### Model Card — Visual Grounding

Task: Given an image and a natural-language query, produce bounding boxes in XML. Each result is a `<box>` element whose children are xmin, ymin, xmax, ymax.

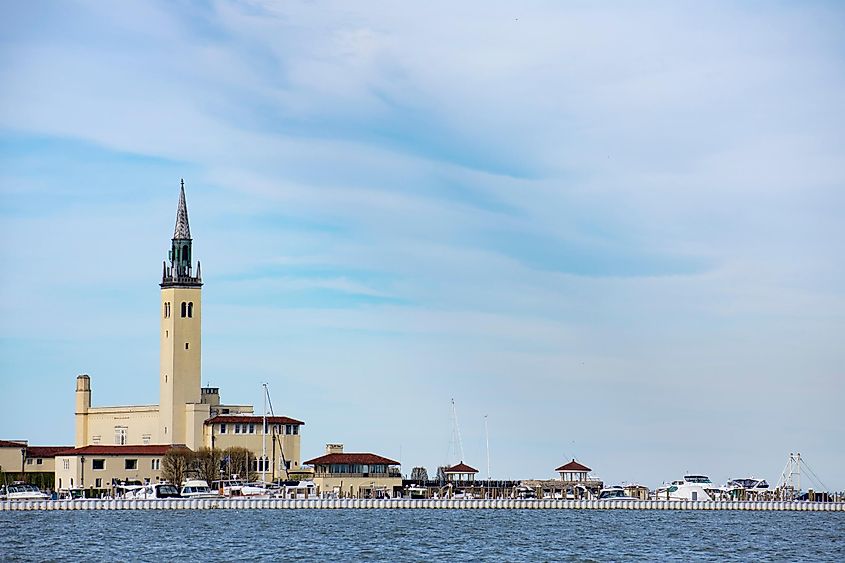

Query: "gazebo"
<box><xmin>444</xmin><ymin>461</ymin><xmax>478</xmax><ymax>482</ymax></box>
<box><xmin>555</xmin><ymin>459</ymin><xmax>592</xmax><ymax>483</ymax></box>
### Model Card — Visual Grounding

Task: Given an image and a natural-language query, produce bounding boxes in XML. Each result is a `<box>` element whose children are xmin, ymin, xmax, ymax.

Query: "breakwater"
<box><xmin>2</xmin><ymin>498</ymin><xmax>843</xmax><ymax>511</ymax></box>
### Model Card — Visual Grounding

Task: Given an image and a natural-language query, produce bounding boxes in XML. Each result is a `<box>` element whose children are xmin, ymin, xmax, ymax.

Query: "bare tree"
<box><xmin>192</xmin><ymin>448</ymin><xmax>223</xmax><ymax>485</ymax></box>
<box><xmin>222</xmin><ymin>447</ymin><xmax>256</xmax><ymax>481</ymax></box>
<box><xmin>410</xmin><ymin>467</ymin><xmax>429</xmax><ymax>482</ymax></box>
<box><xmin>162</xmin><ymin>448</ymin><xmax>192</xmax><ymax>486</ymax></box>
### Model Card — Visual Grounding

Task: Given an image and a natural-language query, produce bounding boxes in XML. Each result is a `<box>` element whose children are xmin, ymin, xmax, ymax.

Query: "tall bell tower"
<box><xmin>159</xmin><ymin>180</ymin><xmax>202</xmax><ymax>445</ymax></box>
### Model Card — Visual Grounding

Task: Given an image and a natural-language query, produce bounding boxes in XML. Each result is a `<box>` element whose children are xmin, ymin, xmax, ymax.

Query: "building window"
<box><xmin>92</xmin><ymin>459</ymin><xmax>105</xmax><ymax>470</ymax></box>
<box><xmin>125</xmin><ymin>459</ymin><xmax>138</xmax><ymax>470</ymax></box>
<box><xmin>181</xmin><ymin>302</ymin><xmax>187</xmax><ymax>317</ymax></box>
<box><xmin>293</xmin><ymin>425</ymin><xmax>299</xmax><ymax>435</ymax></box>
<box><xmin>26</xmin><ymin>458</ymin><xmax>33</xmax><ymax>465</ymax></box>
<box><xmin>63</xmin><ymin>459</ymin><xmax>70</xmax><ymax>470</ymax></box>
<box><xmin>152</xmin><ymin>459</ymin><xmax>161</xmax><ymax>470</ymax></box>
<box><xmin>220</xmin><ymin>424</ymin><xmax>227</xmax><ymax>434</ymax></box>
<box><xmin>95</xmin><ymin>478</ymin><xmax>103</xmax><ymax>488</ymax></box>
<box><xmin>92</xmin><ymin>435</ymin><xmax>101</xmax><ymax>444</ymax></box>
<box><xmin>36</xmin><ymin>458</ymin><xmax>43</xmax><ymax>465</ymax></box>
<box><xmin>185</xmin><ymin>342</ymin><xmax>189</xmax><ymax>350</ymax></box>
<box><xmin>248</xmin><ymin>424</ymin><xmax>255</xmax><ymax>434</ymax></box>
<box><xmin>188</xmin><ymin>302</ymin><xmax>193</xmax><ymax>318</ymax></box>
<box><xmin>114</xmin><ymin>426</ymin><xmax>127</xmax><ymax>445</ymax></box>
<box><xmin>142</xmin><ymin>434</ymin><xmax>151</xmax><ymax>445</ymax></box>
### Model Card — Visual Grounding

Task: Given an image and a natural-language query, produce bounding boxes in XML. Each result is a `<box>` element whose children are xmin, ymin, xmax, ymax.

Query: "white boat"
<box><xmin>654</xmin><ymin>474</ymin><xmax>715</xmax><ymax>501</ymax></box>
<box><xmin>597</xmin><ymin>486</ymin><xmax>638</xmax><ymax>501</ymax></box>
<box><xmin>211</xmin><ymin>479</ymin><xmax>272</xmax><ymax>498</ymax></box>
<box><xmin>180</xmin><ymin>479</ymin><xmax>220</xmax><ymax>499</ymax></box>
<box><xmin>275</xmin><ymin>480</ymin><xmax>317</xmax><ymax>499</ymax></box>
<box><xmin>4</xmin><ymin>483</ymin><xmax>50</xmax><ymax>500</ymax></box>
<box><xmin>403</xmin><ymin>485</ymin><xmax>428</xmax><ymax>499</ymax></box>
<box><xmin>727</xmin><ymin>477</ymin><xmax>770</xmax><ymax>493</ymax></box>
<box><xmin>126</xmin><ymin>482</ymin><xmax>181</xmax><ymax>499</ymax></box>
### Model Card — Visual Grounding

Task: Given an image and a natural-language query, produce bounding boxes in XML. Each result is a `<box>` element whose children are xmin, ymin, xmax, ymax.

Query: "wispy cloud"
<box><xmin>1</xmin><ymin>0</ymin><xmax>843</xmax><ymax>487</ymax></box>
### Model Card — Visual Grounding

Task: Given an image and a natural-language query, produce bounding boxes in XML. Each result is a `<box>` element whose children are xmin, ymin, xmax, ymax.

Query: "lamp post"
<box><xmin>80</xmin><ymin>456</ymin><xmax>86</xmax><ymax>493</ymax></box>
<box><xmin>20</xmin><ymin>448</ymin><xmax>26</xmax><ymax>483</ymax></box>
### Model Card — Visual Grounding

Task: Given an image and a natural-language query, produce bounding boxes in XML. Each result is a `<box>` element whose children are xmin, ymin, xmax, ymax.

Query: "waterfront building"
<box><xmin>305</xmin><ymin>444</ymin><xmax>401</xmax><ymax>498</ymax></box>
<box><xmin>54</xmin><ymin>445</ymin><xmax>181</xmax><ymax>491</ymax></box>
<box><xmin>0</xmin><ymin>440</ymin><xmax>71</xmax><ymax>491</ymax></box>
<box><xmin>52</xmin><ymin>182</ymin><xmax>304</xmax><ymax>492</ymax></box>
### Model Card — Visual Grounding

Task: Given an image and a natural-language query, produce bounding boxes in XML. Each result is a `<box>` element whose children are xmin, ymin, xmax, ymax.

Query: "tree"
<box><xmin>192</xmin><ymin>448</ymin><xmax>223</xmax><ymax>485</ymax></box>
<box><xmin>410</xmin><ymin>467</ymin><xmax>429</xmax><ymax>482</ymax></box>
<box><xmin>222</xmin><ymin>447</ymin><xmax>256</xmax><ymax>481</ymax></box>
<box><xmin>162</xmin><ymin>448</ymin><xmax>192</xmax><ymax>486</ymax></box>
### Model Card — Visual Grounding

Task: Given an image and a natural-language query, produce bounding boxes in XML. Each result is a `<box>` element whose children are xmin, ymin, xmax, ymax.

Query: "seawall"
<box><xmin>2</xmin><ymin>498</ymin><xmax>844</xmax><ymax>511</ymax></box>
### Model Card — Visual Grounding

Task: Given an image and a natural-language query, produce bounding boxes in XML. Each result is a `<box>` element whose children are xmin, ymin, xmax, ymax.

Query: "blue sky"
<box><xmin>1</xmin><ymin>1</ymin><xmax>844</xmax><ymax>489</ymax></box>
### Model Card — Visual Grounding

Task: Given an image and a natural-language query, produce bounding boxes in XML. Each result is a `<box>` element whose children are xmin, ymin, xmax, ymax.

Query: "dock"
<box><xmin>2</xmin><ymin>498</ymin><xmax>843</xmax><ymax>511</ymax></box>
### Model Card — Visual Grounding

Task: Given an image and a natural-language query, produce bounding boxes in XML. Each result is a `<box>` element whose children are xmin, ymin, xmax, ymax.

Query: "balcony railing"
<box><xmin>314</xmin><ymin>470</ymin><xmax>401</xmax><ymax>479</ymax></box>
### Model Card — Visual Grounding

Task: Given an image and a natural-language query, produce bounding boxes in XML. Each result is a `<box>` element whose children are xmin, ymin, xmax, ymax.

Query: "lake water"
<box><xmin>2</xmin><ymin>509</ymin><xmax>843</xmax><ymax>561</ymax></box>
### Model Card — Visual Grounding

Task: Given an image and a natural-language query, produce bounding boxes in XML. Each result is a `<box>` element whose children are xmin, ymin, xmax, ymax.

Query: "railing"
<box><xmin>314</xmin><ymin>472</ymin><xmax>401</xmax><ymax>479</ymax></box>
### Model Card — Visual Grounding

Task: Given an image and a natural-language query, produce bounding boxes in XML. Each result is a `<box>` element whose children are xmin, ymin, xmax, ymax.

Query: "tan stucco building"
<box><xmin>61</xmin><ymin>182</ymin><xmax>304</xmax><ymax>490</ymax></box>
<box><xmin>305</xmin><ymin>444</ymin><xmax>401</xmax><ymax>498</ymax></box>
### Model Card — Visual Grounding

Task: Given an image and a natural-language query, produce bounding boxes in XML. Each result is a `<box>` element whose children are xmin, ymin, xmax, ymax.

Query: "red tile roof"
<box><xmin>555</xmin><ymin>459</ymin><xmax>591</xmax><ymax>472</ymax></box>
<box><xmin>445</xmin><ymin>462</ymin><xmax>478</xmax><ymax>474</ymax></box>
<box><xmin>26</xmin><ymin>446</ymin><xmax>72</xmax><ymax>458</ymax></box>
<box><xmin>0</xmin><ymin>440</ymin><xmax>27</xmax><ymax>448</ymax></box>
<box><xmin>205</xmin><ymin>415</ymin><xmax>304</xmax><ymax>426</ymax></box>
<box><xmin>304</xmin><ymin>453</ymin><xmax>400</xmax><ymax>466</ymax></box>
<box><xmin>56</xmin><ymin>445</ymin><xmax>188</xmax><ymax>456</ymax></box>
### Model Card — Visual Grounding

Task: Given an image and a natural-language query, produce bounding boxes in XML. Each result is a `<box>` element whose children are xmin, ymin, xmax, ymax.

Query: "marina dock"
<box><xmin>2</xmin><ymin>498</ymin><xmax>843</xmax><ymax>511</ymax></box>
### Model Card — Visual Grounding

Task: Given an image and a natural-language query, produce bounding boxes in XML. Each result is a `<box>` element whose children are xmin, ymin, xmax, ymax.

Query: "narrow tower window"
<box><xmin>188</xmin><ymin>302</ymin><xmax>193</xmax><ymax>318</ymax></box>
<box><xmin>181</xmin><ymin>302</ymin><xmax>187</xmax><ymax>317</ymax></box>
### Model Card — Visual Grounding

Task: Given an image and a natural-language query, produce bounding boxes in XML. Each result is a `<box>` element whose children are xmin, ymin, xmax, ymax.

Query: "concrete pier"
<box><xmin>1</xmin><ymin>499</ymin><xmax>843</xmax><ymax>511</ymax></box>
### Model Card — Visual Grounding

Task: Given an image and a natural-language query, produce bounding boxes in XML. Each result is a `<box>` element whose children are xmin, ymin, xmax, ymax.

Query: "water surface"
<box><xmin>2</xmin><ymin>509</ymin><xmax>843</xmax><ymax>561</ymax></box>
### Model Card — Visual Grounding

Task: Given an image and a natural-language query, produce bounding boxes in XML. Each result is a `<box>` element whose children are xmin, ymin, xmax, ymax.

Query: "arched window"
<box><xmin>182</xmin><ymin>244</ymin><xmax>189</xmax><ymax>261</ymax></box>
<box><xmin>188</xmin><ymin>302</ymin><xmax>193</xmax><ymax>318</ymax></box>
<box><xmin>181</xmin><ymin>302</ymin><xmax>187</xmax><ymax>317</ymax></box>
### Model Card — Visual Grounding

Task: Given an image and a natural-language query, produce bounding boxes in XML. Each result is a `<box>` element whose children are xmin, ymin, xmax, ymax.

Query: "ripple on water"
<box><xmin>0</xmin><ymin>509</ymin><xmax>844</xmax><ymax>562</ymax></box>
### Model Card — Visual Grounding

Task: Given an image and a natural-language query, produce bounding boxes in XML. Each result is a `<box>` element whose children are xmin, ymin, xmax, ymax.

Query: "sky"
<box><xmin>1</xmin><ymin>1</ymin><xmax>844</xmax><ymax>490</ymax></box>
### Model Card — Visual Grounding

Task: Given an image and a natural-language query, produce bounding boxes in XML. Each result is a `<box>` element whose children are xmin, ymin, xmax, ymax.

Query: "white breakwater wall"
<box><xmin>1</xmin><ymin>499</ymin><xmax>844</xmax><ymax>511</ymax></box>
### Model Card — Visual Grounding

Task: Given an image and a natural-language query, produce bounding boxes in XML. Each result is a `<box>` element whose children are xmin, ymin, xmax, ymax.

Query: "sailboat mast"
<box><xmin>262</xmin><ymin>383</ymin><xmax>268</xmax><ymax>482</ymax></box>
<box><xmin>485</xmin><ymin>414</ymin><xmax>490</xmax><ymax>481</ymax></box>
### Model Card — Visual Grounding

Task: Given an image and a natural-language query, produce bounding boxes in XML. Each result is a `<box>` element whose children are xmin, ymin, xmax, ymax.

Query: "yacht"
<box><xmin>597</xmin><ymin>486</ymin><xmax>638</xmax><ymax>501</ymax></box>
<box><xmin>727</xmin><ymin>477</ymin><xmax>770</xmax><ymax>492</ymax></box>
<box><xmin>4</xmin><ymin>483</ymin><xmax>50</xmax><ymax>500</ymax></box>
<box><xmin>211</xmin><ymin>479</ymin><xmax>272</xmax><ymax>498</ymax></box>
<box><xmin>180</xmin><ymin>479</ymin><xmax>220</xmax><ymax>499</ymax></box>
<box><xmin>276</xmin><ymin>480</ymin><xmax>317</xmax><ymax>499</ymax></box>
<box><xmin>126</xmin><ymin>482</ymin><xmax>181</xmax><ymax>499</ymax></box>
<box><xmin>653</xmin><ymin>474</ymin><xmax>715</xmax><ymax>501</ymax></box>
